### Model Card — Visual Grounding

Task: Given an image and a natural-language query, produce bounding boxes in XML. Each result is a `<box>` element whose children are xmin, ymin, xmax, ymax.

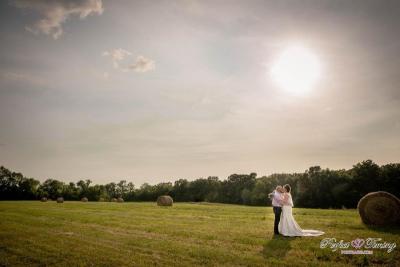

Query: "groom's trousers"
<box><xmin>273</xmin><ymin>206</ymin><xmax>282</xmax><ymax>234</ymax></box>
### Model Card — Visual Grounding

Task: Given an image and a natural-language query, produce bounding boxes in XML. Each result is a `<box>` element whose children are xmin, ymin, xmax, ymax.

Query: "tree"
<box><xmin>124</xmin><ymin>182</ymin><xmax>135</xmax><ymax>201</ymax></box>
<box><xmin>63</xmin><ymin>182</ymin><xmax>78</xmax><ymax>200</ymax></box>
<box><xmin>219</xmin><ymin>173</ymin><xmax>257</xmax><ymax>204</ymax></box>
<box><xmin>105</xmin><ymin>182</ymin><xmax>117</xmax><ymax>199</ymax></box>
<box><xmin>38</xmin><ymin>179</ymin><xmax>64</xmax><ymax>199</ymax></box>
<box><xmin>1</xmin><ymin>160</ymin><xmax>399</xmax><ymax>208</ymax></box>
<box><xmin>379</xmin><ymin>163</ymin><xmax>400</xmax><ymax>198</ymax></box>
<box><xmin>172</xmin><ymin>179</ymin><xmax>189</xmax><ymax>201</ymax></box>
<box><xmin>351</xmin><ymin>160</ymin><xmax>381</xmax><ymax>199</ymax></box>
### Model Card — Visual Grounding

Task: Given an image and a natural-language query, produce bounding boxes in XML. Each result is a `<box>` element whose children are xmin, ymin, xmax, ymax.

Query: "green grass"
<box><xmin>0</xmin><ymin>201</ymin><xmax>399</xmax><ymax>266</ymax></box>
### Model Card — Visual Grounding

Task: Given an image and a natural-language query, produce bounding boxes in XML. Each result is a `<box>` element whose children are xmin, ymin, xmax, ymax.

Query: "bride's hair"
<box><xmin>283</xmin><ymin>184</ymin><xmax>291</xmax><ymax>193</ymax></box>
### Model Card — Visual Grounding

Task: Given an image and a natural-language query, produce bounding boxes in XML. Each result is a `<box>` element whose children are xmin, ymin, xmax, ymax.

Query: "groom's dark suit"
<box><xmin>273</xmin><ymin>206</ymin><xmax>282</xmax><ymax>235</ymax></box>
<box><xmin>272</xmin><ymin>190</ymin><xmax>283</xmax><ymax>235</ymax></box>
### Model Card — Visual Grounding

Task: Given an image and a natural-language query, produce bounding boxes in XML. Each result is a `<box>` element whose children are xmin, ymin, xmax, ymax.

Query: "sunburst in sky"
<box><xmin>271</xmin><ymin>45</ymin><xmax>321</xmax><ymax>95</ymax></box>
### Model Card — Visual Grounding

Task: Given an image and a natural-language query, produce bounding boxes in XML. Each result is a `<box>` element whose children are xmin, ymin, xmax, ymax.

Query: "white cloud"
<box><xmin>102</xmin><ymin>48</ymin><xmax>132</xmax><ymax>69</ymax></box>
<box><xmin>128</xmin><ymin>56</ymin><xmax>155</xmax><ymax>73</ymax></box>
<box><xmin>103</xmin><ymin>49</ymin><xmax>155</xmax><ymax>73</ymax></box>
<box><xmin>12</xmin><ymin>0</ymin><xmax>104</xmax><ymax>39</ymax></box>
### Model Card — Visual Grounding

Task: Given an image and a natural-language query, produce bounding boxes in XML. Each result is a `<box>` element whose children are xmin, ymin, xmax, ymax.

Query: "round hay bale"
<box><xmin>157</xmin><ymin>195</ymin><xmax>173</xmax><ymax>206</ymax></box>
<box><xmin>111</xmin><ymin>198</ymin><xmax>117</xmax><ymax>202</ymax></box>
<box><xmin>117</xmin><ymin>197</ymin><xmax>124</xmax><ymax>203</ymax></box>
<box><xmin>40</xmin><ymin>197</ymin><xmax>47</xmax><ymax>202</ymax></box>
<box><xmin>57</xmin><ymin>197</ymin><xmax>64</xmax><ymax>203</ymax></box>
<box><xmin>358</xmin><ymin>191</ymin><xmax>400</xmax><ymax>226</ymax></box>
<box><xmin>81</xmin><ymin>197</ymin><xmax>88</xmax><ymax>202</ymax></box>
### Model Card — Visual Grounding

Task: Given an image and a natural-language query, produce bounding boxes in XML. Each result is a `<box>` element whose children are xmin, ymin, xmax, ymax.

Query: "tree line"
<box><xmin>0</xmin><ymin>160</ymin><xmax>399</xmax><ymax>208</ymax></box>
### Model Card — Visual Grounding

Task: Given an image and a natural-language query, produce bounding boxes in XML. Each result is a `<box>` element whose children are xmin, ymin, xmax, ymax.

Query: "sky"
<box><xmin>1</xmin><ymin>0</ymin><xmax>400</xmax><ymax>185</ymax></box>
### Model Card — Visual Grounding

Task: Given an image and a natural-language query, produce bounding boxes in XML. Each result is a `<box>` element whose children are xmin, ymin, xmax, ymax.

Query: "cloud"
<box><xmin>102</xmin><ymin>48</ymin><xmax>132</xmax><ymax>69</ymax></box>
<box><xmin>103</xmin><ymin>49</ymin><xmax>155</xmax><ymax>73</ymax></box>
<box><xmin>0</xmin><ymin>71</ymin><xmax>46</xmax><ymax>86</ymax></box>
<box><xmin>12</xmin><ymin>0</ymin><xmax>104</xmax><ymax>39</ymax></box>
<box><xmin>128</xmin><ymin>56</ymin><xmax>155</xmax><ymax>73</ymax></box>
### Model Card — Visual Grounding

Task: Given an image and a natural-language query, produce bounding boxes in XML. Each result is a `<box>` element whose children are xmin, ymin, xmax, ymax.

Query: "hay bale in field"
<box><xmin>57</xmin><ymin>197</ymin><xmax>64</xmax><ymax>203</ymax></box>
<box><xmin>81</xmin><ymin>197</ymin><xmax>88</xmax><ymax>202</ymax></box>
<box><xmin>117</xmin><ymin>197</ymin><xmax>124</xmax><ymax>203</ymax></box>
<box><xmin>357</xmin><ymin>191</ymin><xmax>400</xmax><ymax>226</ymax></box>
<box><xmin>157</xmin><ymin>195</ymin><xmax>173</xmax><ymax>206</ymax></box>
<box><xmin>111</xmin><ymin>198</ymin><xmax>117</xmax><ymax>202</ymax></box>
<box><xmin>40</xmin><ymin>197</ymin><xmax>47</xmax><ymax>202</ymax></box>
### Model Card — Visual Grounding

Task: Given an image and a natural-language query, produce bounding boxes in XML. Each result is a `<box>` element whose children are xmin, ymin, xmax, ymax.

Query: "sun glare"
<box><xmin>270</xmin><ymin>45</ymin><xmax>321</xmax><ymax>94</ymax></box>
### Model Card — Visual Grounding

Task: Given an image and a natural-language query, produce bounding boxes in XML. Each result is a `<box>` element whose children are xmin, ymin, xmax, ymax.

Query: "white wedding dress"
<box><xmin>278</xmin><ymin>193</ymin><xmax>324</xmax><ymax>237</ymax></box>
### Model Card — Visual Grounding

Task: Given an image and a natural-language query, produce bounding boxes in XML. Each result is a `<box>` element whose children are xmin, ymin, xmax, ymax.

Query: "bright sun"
<box><xmin>270</xmin><ymin>45</ymin><xmax>321</xmax><ymax>94</ymax></box>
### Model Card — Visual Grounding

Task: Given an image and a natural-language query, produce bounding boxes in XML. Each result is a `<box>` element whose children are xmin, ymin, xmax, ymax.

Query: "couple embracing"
<box><xmin>270</xmin><ymin>184</ymin><xmax>324</xmax><ymax>237</ymax></box>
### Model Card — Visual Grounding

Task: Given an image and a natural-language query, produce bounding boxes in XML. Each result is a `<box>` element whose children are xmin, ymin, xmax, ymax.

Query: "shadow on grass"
<box><xmin>365</xmin><ymin>224</ymin><xmax>400</xmax><ymax>235</ymax></box>
<box><xmin>262</xmin><ymin>234</ymin><xmax>297</xmax><ymax>259</ymax></box>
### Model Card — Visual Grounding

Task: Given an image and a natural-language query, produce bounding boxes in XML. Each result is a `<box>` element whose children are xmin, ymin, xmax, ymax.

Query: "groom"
<box><xmin>269</xmin><ymin>186</ymin><xmax>284</xmax><ymax>235</ymax></box>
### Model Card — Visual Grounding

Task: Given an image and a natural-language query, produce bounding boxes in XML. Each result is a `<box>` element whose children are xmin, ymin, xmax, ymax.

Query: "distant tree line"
<box><xmin>1</xmin><ymin>160</ymin><xmax>399</xmax><ymax>208</ymax></box>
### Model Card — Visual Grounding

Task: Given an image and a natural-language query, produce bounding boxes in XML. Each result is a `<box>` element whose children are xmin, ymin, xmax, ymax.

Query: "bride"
<box><xmin>278</xmin><ymin>184</ymin><xmax>324</xmax><ymax>237</ymax></box>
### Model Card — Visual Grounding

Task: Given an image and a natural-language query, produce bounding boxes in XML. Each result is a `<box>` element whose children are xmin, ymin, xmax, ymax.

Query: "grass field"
<box><xmin>0</xmin><ymin>201</ymin><xmax>399</xmax><ymax>266</ymax></box>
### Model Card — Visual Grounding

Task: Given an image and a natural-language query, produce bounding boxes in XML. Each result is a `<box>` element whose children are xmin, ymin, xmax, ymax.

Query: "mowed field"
<box><xmin>0</xmin><ymin>202</ymin><xmax>399</xmax><ymax>267</ymax></box>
